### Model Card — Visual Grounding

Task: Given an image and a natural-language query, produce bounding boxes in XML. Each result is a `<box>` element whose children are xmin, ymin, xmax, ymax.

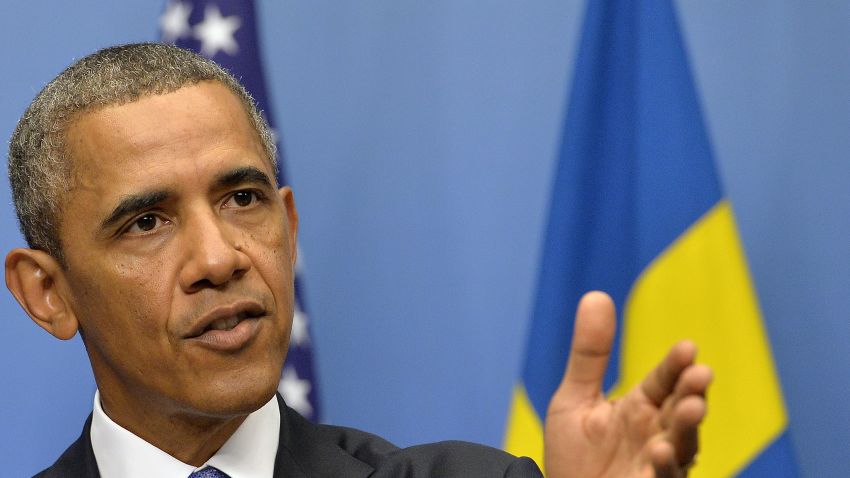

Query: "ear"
<box><xmin>278</xmin><ymin>186</ymin><xmax>299</xmax><ymax>268</ymax></box>
<box><xmin>5</xmin><ymin>248</ymin><xmax>78</xmax><ymax>340</ymax></box>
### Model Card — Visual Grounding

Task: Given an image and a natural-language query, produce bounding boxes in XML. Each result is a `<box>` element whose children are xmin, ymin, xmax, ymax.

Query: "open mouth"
<box><xmin>202</xmin><ymin>310</ymin><xmax>262</xmax><ymax>333</ymax></box>
<box><xmin>186</xmin><ymin>305</ymin><xmax>267</xmax><ymax>351</ymax></box>
<box><xmin>186</xmin><ymin>302</ymin><xmax>267</xmax><ymax>339</ymax></box>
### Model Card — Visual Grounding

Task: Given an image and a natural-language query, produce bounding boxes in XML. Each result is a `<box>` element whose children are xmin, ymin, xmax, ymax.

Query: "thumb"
<box><xmin>557</xmin><ymin>291</ymin><xmax>617</xmax><ymax>404</ymax></box>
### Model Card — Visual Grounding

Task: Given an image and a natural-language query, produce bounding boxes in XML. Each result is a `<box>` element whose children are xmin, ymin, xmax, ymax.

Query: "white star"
<box><xmin>193</xmin><ymin>4</ymin><xmax>241</xmax><ymax>57</ymax></box>
<box><xmin>159</xmin><ymin>1</ymin><xmax>192</xmax><ymax>43</ymax></box>
<box><xmin>279</xmin><ymin>367</ymin><xmax>312</xmax><ymax>417</ymax></box>
<box><xmin>290</xmin><ymin>307</ymin><xmax>310</xmax><ymax>346</ymax></box>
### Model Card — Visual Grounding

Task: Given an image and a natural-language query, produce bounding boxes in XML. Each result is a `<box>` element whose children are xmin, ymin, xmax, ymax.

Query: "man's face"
<box><xmin>58</xmin><ymin>81</ymin><xmax>297</xmax><ymax>423</ymax></box>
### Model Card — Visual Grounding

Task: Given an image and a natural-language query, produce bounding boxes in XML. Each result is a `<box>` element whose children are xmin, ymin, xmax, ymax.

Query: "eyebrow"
<box><xmin>98</xmin><ymin>166</ymin><xmax>275</xmax><ymax>232</ymax></box>
<box><xmin>100</xmin><ymin>190</ymin><xmax>172</xmax><ymax>231</ymax></box>
<box><xmin>214</xmin><ymin>166</ymin><xmax>275</xmax><ymax>190</ymax></box>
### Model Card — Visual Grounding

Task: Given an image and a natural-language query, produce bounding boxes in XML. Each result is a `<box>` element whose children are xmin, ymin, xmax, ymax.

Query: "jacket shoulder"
<box><xmin>313</xmin><ymin>422</ymin><xmax>400</xmax><ymax>465</ymax></box>
<box><xmin>313</xmin><ymin>423</ymin><xmax>542</xmax><ymax>478</ymax></box>
<box><xmin>374</xmin><ymin>440</ymin><xmax>542</xmax><ymax>478</ymax></box>
<box><xmin>280</xmin><ymin>396</ymin><xmax>542</xmax><ymax>478</ymax></box>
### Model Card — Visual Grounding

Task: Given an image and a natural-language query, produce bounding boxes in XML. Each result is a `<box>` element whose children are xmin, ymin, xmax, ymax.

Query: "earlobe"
<box><xmin>5</xmin><ymin>248</ymin><xmax>78</xmax><ymax>340</ymax></box>
<box><xmin>278</xmin><ymin>186</ymin><xmax>299</xmax><ymax>267</ymax></box>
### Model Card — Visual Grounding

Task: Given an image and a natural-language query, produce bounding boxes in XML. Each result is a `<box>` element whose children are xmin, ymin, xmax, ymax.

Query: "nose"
<box><xmin>178</xmin><ymin>212</ymin><xmax>251</xmax><ymax>293</ymax></box>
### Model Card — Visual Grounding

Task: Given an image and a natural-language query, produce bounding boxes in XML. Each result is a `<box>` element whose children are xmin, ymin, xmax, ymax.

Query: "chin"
<box><xmin>190</xmin><ymin>366</ymin><xmax>282</xmax><ymax>418</ymax></box>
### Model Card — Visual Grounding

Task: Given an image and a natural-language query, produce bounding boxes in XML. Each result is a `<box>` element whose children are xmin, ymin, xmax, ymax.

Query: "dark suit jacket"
<box><xmin>35</xmin><ymin>394</ymin><xmax>542</xmax><ymax>477</ymax></box>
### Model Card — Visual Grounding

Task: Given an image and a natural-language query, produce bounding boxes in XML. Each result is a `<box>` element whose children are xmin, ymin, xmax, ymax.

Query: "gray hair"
<box><xmin>8</xmin><ymin>42</ymin><xmax>277</xmax><ymax>265</ymax></box>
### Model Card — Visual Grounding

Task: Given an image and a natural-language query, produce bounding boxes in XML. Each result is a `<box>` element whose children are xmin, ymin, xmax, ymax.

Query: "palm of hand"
<box><xmin>541</xmin><ymin>292</ymin><xmax>710</xmax><ymax>478</ymax></box>
<box><xmin>545</xmin><ymin>387</ymin><xmax>668</xmax><ymax>478</ymax></box>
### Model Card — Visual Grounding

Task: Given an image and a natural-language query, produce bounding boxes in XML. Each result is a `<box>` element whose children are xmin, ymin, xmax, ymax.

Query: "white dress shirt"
<box><xmin>90</xmin><ymin>390</ymin><xmax>280</xmax><ymax>478</ymax></box>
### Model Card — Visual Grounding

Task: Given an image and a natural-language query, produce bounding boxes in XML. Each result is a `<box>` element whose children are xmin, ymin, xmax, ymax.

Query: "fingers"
<box><xmin>667</xmin><ymin>395</ymin><xmax>707</xmax><ymax>466</ymax></box>
<box><xmin>649</xmin><ymin>440</ymin><xmax>680</xmax><ymax>478</ymax></box>
<box><xmin>659</xmin><ymin>364</ymin><xmax>712</xmax><ymax>426</ymax></box>
<box><xmin>559</xmin><ymin>291</ymin><xmax>617</xmax><ymax>401</ymax></box>
<box><xmin>640</xmin><ymin>341</ymin><xmax>697</xmax><ymax>407</ymax></box>
<box><xmin>651</xmin><ymin>393</ymin><xmax>709</xmax><ymax>477</ymax></box>
<box><xmin>644</xmin><ymin>343</ymin><xmax>711</xmax><ymax>476</ymax></box>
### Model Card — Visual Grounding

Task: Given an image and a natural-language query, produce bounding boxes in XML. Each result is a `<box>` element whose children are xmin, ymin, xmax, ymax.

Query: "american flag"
<box><xmin>159</xmin><ymin>0</ymin><xmax>321</xmax><ymax>422</ymax></box>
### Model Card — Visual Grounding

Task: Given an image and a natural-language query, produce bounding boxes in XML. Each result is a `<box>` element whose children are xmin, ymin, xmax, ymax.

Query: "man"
<box><xmin>6</xmin><ymin>43</ymin><xmax>710</xmax><ymax>477</ymax></box>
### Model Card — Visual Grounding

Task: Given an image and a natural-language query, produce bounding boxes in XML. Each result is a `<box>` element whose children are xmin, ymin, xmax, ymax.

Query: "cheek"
<box><xmin>71</xmin><ymin>257</ymin><xmax>174</xmax><ymax>341</ymax></box>
<box><xmin>113</xmin><ymin>256</ymin><xmax>171</xmax><ymax>301</ymax></box>
<box><xmin>249</xmin><ymin>218</ymin><xmax>293</xmax><ymax>266</ymax></box>
<box><xmin>248</xmin><ymin>226</ymin><xmax>295</xmax><ymax>307</ymax></box>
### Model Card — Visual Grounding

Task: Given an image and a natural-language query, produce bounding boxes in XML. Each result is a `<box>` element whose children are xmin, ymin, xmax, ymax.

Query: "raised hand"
<box><xmin>544</xmin><ymin>291</ymin><xmax>712</xmax><ymax>478</ymax></box>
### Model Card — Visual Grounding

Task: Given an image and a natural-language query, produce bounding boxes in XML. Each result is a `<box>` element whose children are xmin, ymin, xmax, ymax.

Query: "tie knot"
<box><xmin>189</xmin><ymin>466</ymin><xmax>231</xmax><ymax>478</ymax></box>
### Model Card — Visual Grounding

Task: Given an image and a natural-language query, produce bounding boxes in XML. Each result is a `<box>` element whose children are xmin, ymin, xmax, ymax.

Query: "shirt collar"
<box><xmin>90</xmin><ymin>390</ymin><xmax>280</xmax><ymax>478</ymax></box>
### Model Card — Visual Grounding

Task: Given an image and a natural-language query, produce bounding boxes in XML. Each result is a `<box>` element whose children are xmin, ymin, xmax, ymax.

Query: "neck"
<box><xmin>98</xmin><ymin>390</ymin><xmax>249</xmax><ymax>467</ymax></box>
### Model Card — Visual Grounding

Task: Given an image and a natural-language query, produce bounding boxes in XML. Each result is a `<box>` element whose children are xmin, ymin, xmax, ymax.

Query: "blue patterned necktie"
<box><xmin>189</xmin><ymin>466</ymin><xmax>231</xmax><ymax>478</ymax></box>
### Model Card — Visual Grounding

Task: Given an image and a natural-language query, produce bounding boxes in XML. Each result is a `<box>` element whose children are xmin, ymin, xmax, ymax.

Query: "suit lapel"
<box><xmin>273</xmin><ymin>394</ymin><xmax>374</xmax><ymax>478</ymax></box>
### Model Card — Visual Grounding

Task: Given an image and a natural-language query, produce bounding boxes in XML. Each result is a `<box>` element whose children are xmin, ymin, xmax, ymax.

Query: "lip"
<box><xmin>187</xmin><ymin>318</ymin><xmax>262</xmax><ymax>352</ymax></box>
<box><xmin>184</xmin><ymin>300</ymin><xmax>266</xmax><ymax>351</ymax></box>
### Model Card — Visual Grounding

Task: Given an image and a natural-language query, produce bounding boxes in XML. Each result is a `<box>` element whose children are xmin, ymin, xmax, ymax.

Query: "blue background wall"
<box><xmin>1</xmin><ymin>2</ymin><xmax>848</xmax><ymax>476</ymax></box>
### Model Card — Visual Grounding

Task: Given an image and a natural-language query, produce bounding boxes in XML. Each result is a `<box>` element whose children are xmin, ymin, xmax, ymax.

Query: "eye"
<box><xmin>223</xmin><ymin>190</ymin><xmax>263</xmax><ymax>209</ymax></box>
<box><xmin>125</xmin><ymin>214</ymin><xmax>168</xmax><ymax>234</ymax></box>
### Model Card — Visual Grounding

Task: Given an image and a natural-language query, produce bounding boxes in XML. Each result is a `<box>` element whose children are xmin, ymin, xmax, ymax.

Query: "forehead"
<box><xmin>63</xmin><ymin>81</ymin><xmax>271</xmax><ymax>195</ymax></box>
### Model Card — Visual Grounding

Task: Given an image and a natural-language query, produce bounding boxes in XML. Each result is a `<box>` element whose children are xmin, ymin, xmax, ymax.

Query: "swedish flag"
<box><xmin>504</xmin><ymin>1</ymin><xmax>798</xmax><ymax>476</ymax></box>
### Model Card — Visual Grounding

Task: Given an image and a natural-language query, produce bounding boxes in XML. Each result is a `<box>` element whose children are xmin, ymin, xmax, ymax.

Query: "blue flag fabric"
<box><xmin>160</xmin><ymin>0</ymin><xmax>321</xmax><ymax>421</ymax></box>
